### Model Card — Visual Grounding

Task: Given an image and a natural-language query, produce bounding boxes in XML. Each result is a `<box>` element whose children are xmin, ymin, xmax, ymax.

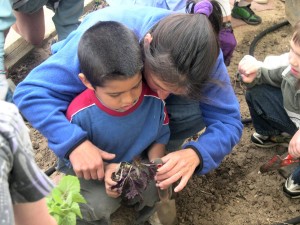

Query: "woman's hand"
<box><xmin>104</xmin><ymin>163</ymin><xmax>121</xmax><ymax>198</ymax></box>
<box><xmin>69</xmin><ymin>140</ymin><xmax>115</xmax><ymax>180</ymax></box>
<box><xmin>155</xmin><ymin>148</ymin><xmax>200</xmax><ymax>193</ymax></box>
<box><xmin>289</xmin><ymin>130</ymin><xmax>300</xmax><ymax>158</ymax></box>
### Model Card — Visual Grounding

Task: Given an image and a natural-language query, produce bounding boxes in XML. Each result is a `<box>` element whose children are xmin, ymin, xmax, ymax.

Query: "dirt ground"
<box><xmin>7</xmin><ymin>0</ymin><xmax>300</xmax><ymax>224</ymax></box>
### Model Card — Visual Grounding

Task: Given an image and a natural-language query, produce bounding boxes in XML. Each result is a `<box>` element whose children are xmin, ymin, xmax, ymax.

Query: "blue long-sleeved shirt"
<box><xmin>14</xmin><ymin>5</ymin><xmax>243</xmax><ymax>175</ymax></box>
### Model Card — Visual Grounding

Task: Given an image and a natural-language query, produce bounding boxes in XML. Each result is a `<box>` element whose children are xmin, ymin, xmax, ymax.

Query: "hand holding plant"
<box><xmin>111</xmin><ymin>158</ymin><xmax>157</xmax><ymax>205</ymax></box>
<box><xmin>104</xmin><ymin>163</ymin><xmax>121</xmax><ymax>198</ymax></box>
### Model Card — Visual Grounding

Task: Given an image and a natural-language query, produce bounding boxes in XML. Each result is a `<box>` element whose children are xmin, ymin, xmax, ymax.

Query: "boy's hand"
<box><xmin>69</xmin><ymin>140</ymin><xmax>115</xmax><ymax>180</ymax></box>
<box><xmin>104</xmin><ymin>163</ymin><xmax>121</xmax><ymax>198</ymax></box>
<box><xmin>289</xmin><ymin>130</ymin><xmax>300</xmax><ymax>158</ymax></box>
<box><xmin>238</xmin><ymin>55</ymin><xmax>262</xmax><ymax>83</ymax></box>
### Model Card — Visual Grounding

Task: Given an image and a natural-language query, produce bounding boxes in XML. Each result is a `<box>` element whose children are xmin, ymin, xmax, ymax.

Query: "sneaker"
<box><xmin>231</xmin><ymin>2</ymin><xmax>262</xmax><ymax>25</ymax></box>
<box><xmin>251</xmin><ymin>132</ymin><xmax>291</xmax><ymax>148</ymax></box>
<box><xmin>283</xmin><ymin>174</ymin><xmax>300</xmax><ymax>198</ymax></box>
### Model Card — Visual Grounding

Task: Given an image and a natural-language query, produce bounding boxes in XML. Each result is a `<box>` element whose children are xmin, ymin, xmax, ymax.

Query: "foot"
<box><xmin>283</xmin><ymin>171</ymin><xmax>300</xmax><ymax>198</ymax></box>
<box><xmin>251</xmin><ymin>132</ymin><xmax>291</xmax><ymax>148</ymax></box>
<box><xmin>231</xmin><ymin>2</ymin><xmax>262</xmax><ymax>25</ymax></box>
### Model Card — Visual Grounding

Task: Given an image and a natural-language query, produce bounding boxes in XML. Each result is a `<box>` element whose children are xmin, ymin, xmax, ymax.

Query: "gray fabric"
<box><xmin>65</xmin><ymin>167</ymin><xmax>159</xmax><ymax>225</ymax></box>
<box><xmin>0</xmin><ymin>101</ymin><xmax>54</xmax><ymax>225</ymax></box>
<box><xmin>12</xmin><ymin>0</ymin><xmax>29</xmax><ymax>9</ymax></box>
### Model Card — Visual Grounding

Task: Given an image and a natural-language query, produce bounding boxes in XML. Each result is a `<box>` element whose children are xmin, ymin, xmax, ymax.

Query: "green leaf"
<box><xmin>66</xmin><ymin>190</ymin><xmax>74</xmax><ymax>206</ymax></box>
<box><xmin>57</xmin><ymin>175</ymin><xmax>80</xmax><ymax>197</ymax></box>
<box><xmin>71</xmin><ymin>202</ymin><xmax>83</xmax><ymax>218</ymax></box>
<box><xmin>71</xmin><ymin>192</ymin><xmax>87</xmax><ymax>203</ymax></box>
<box><xmin>60</xmin><ymin>213</ymin><xmax>77</xmax><ymax>225</ymax></box>
<box><xmin>52</xmin><ymin>188</ymin><xmax>64</xmax><ymax>204</ymax></box>
<box><xmin>53</xmin><ymin>214</ymin><xmax>61</xmax><ymax>224</ymax></box>
<box><xmin>51</xmin><ymin>204</ymin><xmax>64</xmax><ymax>216</ymax></box>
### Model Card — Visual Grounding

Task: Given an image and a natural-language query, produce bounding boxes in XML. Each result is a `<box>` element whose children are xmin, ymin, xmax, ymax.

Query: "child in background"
<box><xmin>238</xmin><ymin>20</ymin><xmax>300</xmax><ymax>198</ymax></box>
<box><xmin>60</xmin><ymin>21</ymin><xmax>169</xmax><ymax>224</ymax></box>
<box><xmin>0</xmin><ymin>100</ymin><xmax>56</xmax><ymax>225</ymax></box>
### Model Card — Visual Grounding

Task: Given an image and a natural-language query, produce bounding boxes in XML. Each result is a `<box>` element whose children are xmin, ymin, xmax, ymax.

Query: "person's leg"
<box><xmin>216</xmin><ymin>0</ymin><xmax>237</xmax><ymax>66</ymax></box>
<box><xmin>12</xmin><ymin>0</ymin><xmax>48</xmax><ymax>46</ymax></box>
<box><xmin>134</xmin><ymin>180</ymin><xmax>160</xmax><ymax>224</ymax></box>
<box><xmin>231</xmin><ymin>0</ymin><xmax>262</xmax><ymax>25</ymax></box>
<box><xmin>50</xmin><ymin>0</ymin><xmax>84</xmax><ymax>40</ymax></box>
<box><xmin>219</xmin><ymin>21</ymin><xmax>236</xmax><ymax>66</ymax></box>
<box><xmin>283</xmin><ymin>165</ymin><xmax>300</xmax><ymax>198</ymax></box>
<box><xmin>165</xmin><ymin>95</ymin><xmax>206</xmax><ymax>151</ymax></box>
<box><xmin>245</xmin><ymin>84</ymin><xmax>297</xmax><ymax>146</ymax></box>
<box><xmin>13</xmin><ymin>199</ymin><xmax>57</xmax><ymax>225</ymax></box>
<box><xmin>166</xmin><ymin>95</ymin><xmax>205</xmax><ymax>146</ymax></box>
<box><xmin>65</xmin><ymin>168</ymin><xmax>121</xmax><ymax>225</ymax></box>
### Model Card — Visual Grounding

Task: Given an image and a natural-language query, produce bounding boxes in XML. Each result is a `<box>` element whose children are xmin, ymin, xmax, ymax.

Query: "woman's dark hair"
<box><xmin>293</xmin><ymin>20</ymin><xmax>300</xmax><ymax>46</ymax></box>
<box><xmin>78</xmin><ymin>21</ymin><xmax>143</xmax><ymax>87</ymax></box>
<box><xmin>142</xmin><ymin>0</ymin><xmax>222</xmax><ymax>100</ymax></box>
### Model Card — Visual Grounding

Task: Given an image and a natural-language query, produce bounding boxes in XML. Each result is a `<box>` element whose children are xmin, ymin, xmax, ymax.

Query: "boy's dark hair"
<box><xmin>78</xmin><ymin>21</ymin><xmax>143</xmax><ymax>87</ymax></box>
<box><xmin>293</xmin><ymin>20</ymin><xmax>300</xmax><ymax>46</ymax></box>
<box><xmin>142</xmin><ymin>0</ymin><xmax>222</xmax><ymax>100</ymax></box>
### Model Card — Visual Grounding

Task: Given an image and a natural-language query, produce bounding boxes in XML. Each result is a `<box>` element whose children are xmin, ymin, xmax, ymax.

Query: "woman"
<box><xmin>14</xmin><ymin>0</ymin><xmax>242</xmax><ymax>194</ymax></box>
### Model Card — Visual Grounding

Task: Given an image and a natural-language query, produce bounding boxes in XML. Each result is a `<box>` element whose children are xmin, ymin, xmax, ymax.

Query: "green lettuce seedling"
<box><xmin>47</xmin><ymin>175</ymin><xmax>86</xmax><ymax>225</ymax></box>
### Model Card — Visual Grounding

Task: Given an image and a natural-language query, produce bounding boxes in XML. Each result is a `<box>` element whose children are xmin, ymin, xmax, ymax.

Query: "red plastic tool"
<box><xmin>259</xmin><ymin>154</ymin><xmax>300</xmax><ymax>173</ymax></box>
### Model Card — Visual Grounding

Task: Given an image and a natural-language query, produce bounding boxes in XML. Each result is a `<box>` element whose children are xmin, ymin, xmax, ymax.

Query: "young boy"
<box><xmin>238</xmin><ymin>20</ymin><xmax>300</xmax><ymax>198</ymax></box>
<box><xmin>59</xmin><ymin>21</ymin><xmax>170</xmax><ymax>224</ymax></box>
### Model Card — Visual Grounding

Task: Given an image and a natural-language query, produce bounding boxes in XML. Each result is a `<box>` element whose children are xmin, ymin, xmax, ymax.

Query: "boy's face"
<box><xmin>94</xmin><ymin>73</ymin><xmax>142</xmax><ymax>112</ymax></box>
<box><xmin>289</xmin><ymin>39</ymin><xmax>300</xmax><ymax>79</ymax></box>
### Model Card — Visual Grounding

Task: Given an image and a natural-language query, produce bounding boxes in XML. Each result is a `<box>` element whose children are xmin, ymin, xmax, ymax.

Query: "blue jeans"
<box><xmin>245</xmin><ymin>84</ymin><xmax>297</xmax><ymax>136</ymax></box>
<box><xmin>165</xmin><ymin>95</ymin><xmax>205</xmax><ymax>151</ymax></box>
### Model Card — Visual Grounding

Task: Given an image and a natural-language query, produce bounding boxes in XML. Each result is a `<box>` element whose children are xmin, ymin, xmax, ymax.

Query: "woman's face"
<box><xmin>143</xmin><ymin>66</ymin><xmax>186</xmax><ymax>100</ymax></box>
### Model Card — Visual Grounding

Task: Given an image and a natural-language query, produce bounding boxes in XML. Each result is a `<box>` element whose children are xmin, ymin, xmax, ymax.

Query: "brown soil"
<box><xmin>8</xmin><ymin>1</ymin><xmax>300</xmax><ymax>224</ymax></box>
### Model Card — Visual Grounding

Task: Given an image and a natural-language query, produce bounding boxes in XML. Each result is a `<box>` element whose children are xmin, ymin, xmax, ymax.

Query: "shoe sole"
<box><xmin>252</xmin><ymin>142</ymin><xmax>289</xmax><ymax>148</ymax></box>
<box><xmin>283</xmin><ymin>187</ymin><xmax>300</xmax><ymax>199</ymax></box>
<box><xmin>231</xmin><ymin>13</ymin><xmax>261</xmax><ymax>25</ymax></box>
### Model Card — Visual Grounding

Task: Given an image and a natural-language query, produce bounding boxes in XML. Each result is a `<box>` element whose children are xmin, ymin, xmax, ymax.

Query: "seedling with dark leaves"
<box><xmin>111</xmin><ymin>158</ymin><xmax>157</xmax><ymax>205</ymax></box>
